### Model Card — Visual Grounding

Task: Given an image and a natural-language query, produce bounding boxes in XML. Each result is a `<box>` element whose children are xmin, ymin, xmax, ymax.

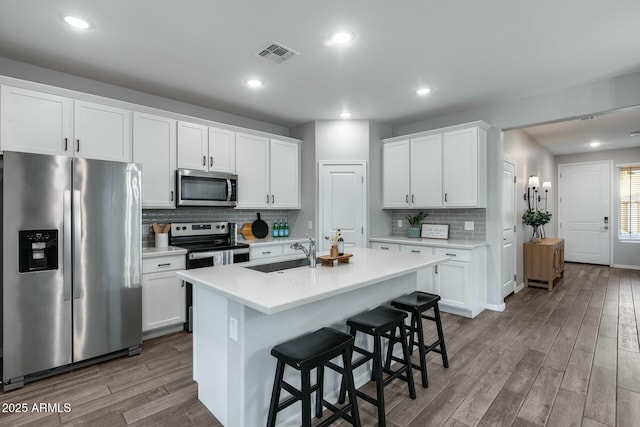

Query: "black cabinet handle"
<box><xmin>210</xmin><ymin>156</ymin><xmax>213</xmax><ymax>167</ymax></box>
<box><xmin>380</xmin><ymin>247</ymin><xmax>389</xmax><ymax>250</ymax></box>
<box><xmin>170</xmin><ymin>191</ymin><xmax>174</xmax><ymax>202</ymax></box>
<box><xmin>445</xmin><ymin>253</ymin><xmax>457</xmax><ymax>257</ymax></box>
<box><xmin>405</xmin><ymin>195</ymin><xmax>409</xmax><ymax>203</ymax></box>
<box><xmin>266</xmin><ymin>194</ymin><xmax>270</xmax><ymax>203</ymax></box>
<box><xmin>262</xmin><ymin>251</ymin><xmax>271</xmax><ymax>255</ymax></box>
<box><xmin>444</xmin><ymin>193</ymin><xmax>448</xmax><ymax>202</ymax></box>
<box><xmin>64</xmin><ymin>138</ymin><xmax>68</xmax><ymax>151</ymax></box>
<box><xmin>202</xmin><ymin>156</ymin><xmax>206</xmax><ymax>166</ymax></box>
<box><xmin>76</xmin><ymin>139</ymin><xmax>80</xmax><ymax>152</ymax></box>
<box><xmin>412</xmin><ymin>195</ymin><xmax>415</xmax><ymax>203</ymax></box>
<box><xmin>272</xmin><ymin>195</ymin><xmax>275</xmax><ymax>203</ymax></box>
<box><xmin>411</xmin><ymin>250</ymin><xmax>420</xmax><ymax>253</ymax></box>
<box><xmin>157</xmin><ymin>263</ymin><xmax>171</xmax><ymax>267</ymax></box>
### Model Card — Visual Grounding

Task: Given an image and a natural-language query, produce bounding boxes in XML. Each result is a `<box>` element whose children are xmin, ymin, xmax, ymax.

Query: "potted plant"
<box><xmin>406</xmin><ymin>212</ymin><xmax>428</xmax><ymax>238</ymax></box>
<box><xmin>522</xmin><ymin>209</ymin><xmax>552</xmax><ymax>243</ymax></box>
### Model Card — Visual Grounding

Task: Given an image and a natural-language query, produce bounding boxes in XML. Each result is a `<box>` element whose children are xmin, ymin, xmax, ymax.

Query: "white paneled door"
<box><xmin>559</xmin><ymin>162</ymin><xmax>611</xmax><ymax>265</ymax></box>
<box><xmin>501</xmin><ymin>160</ymin><xmax>516</xmax><ymax>298</ymax></box>
<box><xmin>319</xmin><ymin>162</ymin><xmax>365</xmax><ymax>251</ymax></box>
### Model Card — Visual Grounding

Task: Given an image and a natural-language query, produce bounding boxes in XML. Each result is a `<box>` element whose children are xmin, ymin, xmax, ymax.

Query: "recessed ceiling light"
<box><xmin>416</xmin><ymin>87</ymin><xmax>432</xmax><ymax>96</ymax></box>
<box><xmin>340</xmin><ymin>112</ymin><xmax>351</xmax><ymax>119</ymax></box>
<box><xmin>64</xmin><ymin>15</ymin><xmax>90</xmax><ymax>30</ymax></box>
<box><xmin>589</xmin><ymin>141</ymin><xmax>601</xmax><ymax>147</ymax></box>
<box><xmin>331</xmin><ymin>31</ymin><xmax>354</xmax><ymax>44</ymax></box>
<box><xmin>245</xmin><ymin>79</ymin><xmax>264</xmax><ymax>88</ymax></box>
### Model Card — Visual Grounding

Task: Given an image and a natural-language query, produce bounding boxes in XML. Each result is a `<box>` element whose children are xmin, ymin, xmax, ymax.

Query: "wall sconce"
<box><xmin>524</xmin><ymin>176</ymin><xmax>552</xmax><ymax>211</ymax></box>
<box><xmin>539</xmin><ymin>181</ymin><xmax>552</xmax><ymax>210</ymax></box>
<box><xmin>524</xmin><ymin>175</ymin><xmax>540</xmax><ymax>211</ymax></box>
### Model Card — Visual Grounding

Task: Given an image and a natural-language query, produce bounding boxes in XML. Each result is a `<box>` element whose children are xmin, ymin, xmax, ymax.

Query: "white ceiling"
<box><xmin>0</xmin><ymin>1</ymin><xmax>639</xmax><ymax>129</ymax></box>
<box><xmin>522</xmin><ymin>108</ymin><xmax>640</xmax><ymax>156</ymax></box>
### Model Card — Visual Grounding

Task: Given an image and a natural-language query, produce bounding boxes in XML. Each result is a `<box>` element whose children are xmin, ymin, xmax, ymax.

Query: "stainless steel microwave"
<box><xmin>176</xmin><ymin>169</ymin><xmax>237</xmax><ymax>207</ymax></box>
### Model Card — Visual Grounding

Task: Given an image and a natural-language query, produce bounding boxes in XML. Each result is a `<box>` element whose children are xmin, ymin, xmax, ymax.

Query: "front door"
<box><xmin>559</xmin><ymin>162</ymin><xmax>611</xmax><ymax>265</ymax></box>
<box><xmin>502</xmin><ymin>160</ymin><xmax>516</xmax><ymax>298</ymax></box>
<box><xmin>319</xmin><ymin>162</ymin><xmax>365</xmax><ymax>251</ymax></box>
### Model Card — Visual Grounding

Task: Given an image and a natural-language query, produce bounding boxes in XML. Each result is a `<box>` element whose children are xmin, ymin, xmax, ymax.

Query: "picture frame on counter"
<box><xmin>421</xmin><ymin>223</ymin><xmax>449</xmax><ymax>239</ymax></box>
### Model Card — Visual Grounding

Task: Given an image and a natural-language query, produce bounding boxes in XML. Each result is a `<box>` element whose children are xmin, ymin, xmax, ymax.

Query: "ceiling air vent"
<box><xmin>257</xmin><ymin>41</ymin><xmax>299</xmax><ymax>64</ymax></box>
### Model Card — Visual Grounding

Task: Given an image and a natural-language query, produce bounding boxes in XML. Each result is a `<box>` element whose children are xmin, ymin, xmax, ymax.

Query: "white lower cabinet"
<box><xmin>142</xmin><ymin>254</ymin><xmax>186</xmax><ymax>334</ymax></box>
<box><xmin>370</xmin><ymin>239</ymin><xmax>486</xmax><ymax>318</ymax></box>
<box><xmin>250</xmin><ymin>244</ymin><xmax>284</xmax><ymax>260</ymax></box>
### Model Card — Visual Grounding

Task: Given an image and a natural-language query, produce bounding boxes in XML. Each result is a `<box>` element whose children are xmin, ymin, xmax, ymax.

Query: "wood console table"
<box><xmin>524</xmin><ymin>238</ymin><xmax>565</xmax><ymax>291</ymax></box>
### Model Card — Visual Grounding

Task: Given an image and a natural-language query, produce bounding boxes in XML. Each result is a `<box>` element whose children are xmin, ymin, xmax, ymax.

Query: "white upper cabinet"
<box><xmin>411</xmin><ymin>135</ymin><xmax>443</xmax><ymax>208</ymax></box>
<box><xmin>208</xmin><ymin>127</ymin><xmax>236</xmax><ymax>173</ymax></box>
<box><xmin>235</xmin><ymin>133</ymin><xmax>270</xmax><ymax>208</ymax></box>
<box><xmin>74</xmin><ymin>100</ymin><xmax>131</xmax><ymax>162</ymax></box>
<box><xmin>442</xmin><ymin>127</ymin><xmax>486</xmax><ymax>207</ymax></box>
<box><xmin>1</xmin><ymin>86</ymin><xmax>132</xmax><ymax>162</ymax></box>
<box><xmin>235</xmin><ymin>133</ymin><xmax>300</xmax><ymax>209</ymax></box>
<box><xmin>177</xmin><ymin>121</ymin><xmax>208</xmax><ymax>171</ymax></box>
<box><xmin>270</xmin><ymin>139</ymin><xmax>300</xmax><ymax>209</ymax></box>
<box><xmin>177</xmin><ymin>122</ymin><xmax>236</xmax><ymax>173</ymax></box>
<box><xmin>382</xmin><ymin>123</ymin><xmax>487</xmax><ymax>209</ymax></box>
<box><xmin>133</xmin><ymin>112</ymin><xmax>177</xmax><ymax>208</ymax></box>
<box><xmin>1</xmin><ymin>86</ymin><xmax>73</xmax><ymax>155</ymax></box>
<box><xmin>382</xmin><ymin>140</ymin><xmax>410</xmax><ymax>208</ymax></box>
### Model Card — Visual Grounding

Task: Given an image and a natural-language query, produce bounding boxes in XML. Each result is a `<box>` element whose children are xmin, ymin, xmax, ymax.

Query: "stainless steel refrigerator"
<box><xmin>1</xmin><ymin>151</ymin><xmax>142</xmax><ymax>391</ymax></box>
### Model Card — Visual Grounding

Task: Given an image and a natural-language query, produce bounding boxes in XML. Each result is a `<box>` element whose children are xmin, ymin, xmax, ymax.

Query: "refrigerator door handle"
<box><xmin>63</xmin><ymin>190</ymin><xmax>72</xmax><ymax>301</ymax></box>
<box><xmin>73</xmin><ymin>190</ymin><xmax>82</xmax><ymax>300</ymax></box>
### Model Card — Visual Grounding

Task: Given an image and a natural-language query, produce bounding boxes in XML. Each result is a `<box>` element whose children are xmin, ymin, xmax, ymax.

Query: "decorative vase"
<box><xmin>407</xmin><ymin>227</ymin><xmax>420</xmax><ymax>238</ymax></box>
<box><xmin>330</xmin><ymin>245</ymin><xmax>338</xmax><ymax>257</ymax></box>
<box><xmin>530</xmin><ymin>225</ymin><xmax>542</xmax><ymax>243</ymax></box>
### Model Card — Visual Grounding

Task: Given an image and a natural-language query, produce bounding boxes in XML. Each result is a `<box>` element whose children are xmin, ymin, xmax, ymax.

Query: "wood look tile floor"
<box><xmin>1</xmin><ymin>262</ymin><xmax>638</xmax><ymax>426</ymax></box>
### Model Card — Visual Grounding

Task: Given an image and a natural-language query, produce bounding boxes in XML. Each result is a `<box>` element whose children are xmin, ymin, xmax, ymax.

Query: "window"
<box><xmin>619</xmin><ymin>165</ymin><xmax>640</xmax><ymax>240</ymax></box>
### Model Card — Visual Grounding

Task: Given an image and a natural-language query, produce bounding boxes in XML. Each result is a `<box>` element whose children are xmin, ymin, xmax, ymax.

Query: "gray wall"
<box><xmin>315</xmin><ymin>120</ymin><xmax>370</xmax><ymax>161</ymax></box>
<box><xmin>503</xmin><ymin>129</ymin><xmax>557</xmax><ymax>285</ymax></box>
<box><xmin>556</xmin><ymin>147</ymin><xmax>640</xmax><ymax>268</ymax></box>
<box><xmin>368</xmin><ymin>122</ymin><xmax>393</xmax><ymax>238</ymax></box>
<box><xmin>289</xmin><ymin>121</ymin><xmax>317</xmax><ymax>238</ymax></box>
<box><xmin>0</xmin><ymin>56</ymin><xmax>288</xmax><ymax>136</ymax></box>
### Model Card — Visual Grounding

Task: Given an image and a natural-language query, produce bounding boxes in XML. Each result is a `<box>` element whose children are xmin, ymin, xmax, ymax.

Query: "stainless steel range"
<box><xmin>169</xmin><ymin>222</ymin><xmax>249</xmax><ymax>331</ymax></box>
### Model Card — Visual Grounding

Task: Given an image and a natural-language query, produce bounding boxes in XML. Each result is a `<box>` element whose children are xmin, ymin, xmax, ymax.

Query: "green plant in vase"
<box><xmin>405</xmin><ymin>212</ymin><xmax>428</xmax><ymax>238</ymax></box>
<box><xmin>522</xmin><ymin>209</ymin><xmax>552</xmax><ymax>243</ymax></box>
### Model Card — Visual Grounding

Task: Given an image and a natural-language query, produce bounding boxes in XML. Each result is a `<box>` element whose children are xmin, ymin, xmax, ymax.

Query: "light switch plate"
<box><xmin>308</xmin><ymin>220</ymin><xmax>313</xmax><ymax>230</ymax></box>
<box><xmin>464</xmin><ymin>221</ymin><xmax>474</xmax><ymax>231</ymax></box>
<box><xmin>397</xmin><ymin>220</ymin><xmax>403</xmax><ymax>228</ymax></box>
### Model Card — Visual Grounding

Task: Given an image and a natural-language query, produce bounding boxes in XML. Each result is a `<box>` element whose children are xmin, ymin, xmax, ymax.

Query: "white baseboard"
<box><xmin>514</xmin><ymin>282</ymin><xmax>525</xmax><ymax>293</ymax></box>
<box><xmin>612</xmin><ymin>264</ymin><xmax>640</xmax><ymax>270</ymax></box>
<box><xmin>485</xmin><ymin>303</ymin><xmax>505</xmax><ymax>312</ymax></box>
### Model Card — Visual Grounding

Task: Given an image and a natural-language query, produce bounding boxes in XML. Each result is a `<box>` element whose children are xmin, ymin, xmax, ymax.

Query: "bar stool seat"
<box><xmin>339</xmin><ymin>306</ymin><xmax>415</xmax><ymax>427</ymax></box>
<box><xmin>267</xmin><ymin>327</ymin><xmax>360</xmax><ymax>427</ymax></box>
<box><xmin>390</xmin><ymin>291</ymin><xmax>449</xmax><ymax>388</ymax></box>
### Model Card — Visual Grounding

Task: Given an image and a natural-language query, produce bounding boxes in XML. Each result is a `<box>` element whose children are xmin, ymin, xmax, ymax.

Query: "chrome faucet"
<box><xmin>290</xmin><ymin>234</ymin><xmax>316</xmax><ymax>268</ymax></box>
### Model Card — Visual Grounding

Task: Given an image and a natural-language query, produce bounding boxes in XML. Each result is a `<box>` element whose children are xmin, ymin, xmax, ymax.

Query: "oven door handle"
<box><xmin>189</xmin><ymin>248</ymin><xmax>249</xmax><ymax>260</ymax></box>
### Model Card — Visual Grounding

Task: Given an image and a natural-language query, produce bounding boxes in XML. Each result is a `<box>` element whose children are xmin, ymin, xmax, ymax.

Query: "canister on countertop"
<box><xmin>229</xmin><ymin>222</ymin><xmax>238</xmax><ymax>243</ymax></box>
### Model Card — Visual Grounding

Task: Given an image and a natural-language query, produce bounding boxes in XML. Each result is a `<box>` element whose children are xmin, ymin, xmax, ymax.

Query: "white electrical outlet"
<box><xmin>464</xmin><ymin>221</ymin><xmax>475</xmax><ymax>231</ymax></box>
<box><xmin>307</xmin><ymin>220</ymin><xmax>313</xmax><ymax>230</ymax></box>
<box><xmin>229</xmin><ymin>317</ymin><xmax>238</xmax><ymax>341</ymax></box>
<box><xmin>397</xmin><ymin>220</ymin><xmax>403</xmax><ymax>228</ymax></box>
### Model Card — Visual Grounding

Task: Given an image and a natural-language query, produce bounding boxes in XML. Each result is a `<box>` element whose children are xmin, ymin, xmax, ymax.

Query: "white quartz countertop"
<box><xmin>241</xmin><ymin>236</ymin><xmax>308</xmax><ymax>246</ymax></box>
<box><xmin>370</xmin><ymin>236</ymin><xmax>487</xmax><ymax>250</ymax></box>
<box><xmin>176</xmin><ymin>247</ymin><xmax>448</xmax><ymax>314</ymax></box>
<box><xmin>142</xmin><ymin>246</ymin><xmax>187</xmax><ymax>258</ymax></box>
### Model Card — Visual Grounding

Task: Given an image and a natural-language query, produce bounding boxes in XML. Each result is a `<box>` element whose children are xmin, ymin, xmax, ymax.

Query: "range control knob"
<box><xmin>182</xmin><ymin>226</ymin><xmax>187</xmax><ymax>230</ymax></box>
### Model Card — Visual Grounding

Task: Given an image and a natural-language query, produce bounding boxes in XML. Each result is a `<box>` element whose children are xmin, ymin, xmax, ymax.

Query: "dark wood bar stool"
<box><xmin>338</xmin><ymin>306</ymin><xmax>416</xmax><ymax>427</ymax></box>
<box><xmin>389</xmin><ymin>291</ymin><xmax>449</xmax><ymax>388</ymax></box>
<box><xmin>266</xmin><ymin>327</ymin><xmax>361</xmax><ymax>427</ymax></box>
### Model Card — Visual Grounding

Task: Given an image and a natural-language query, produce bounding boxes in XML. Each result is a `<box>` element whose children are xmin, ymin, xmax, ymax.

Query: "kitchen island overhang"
<box><xmin>177</xmin><ymin>247</ymin><xmax>448</xmax><ymax>426</ymax></box>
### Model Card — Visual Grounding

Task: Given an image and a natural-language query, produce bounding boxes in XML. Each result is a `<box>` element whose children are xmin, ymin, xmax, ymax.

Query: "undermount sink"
<box><xmin>244</xmin><ymin>258</ymin><xmax>319</xmax><ymax>273</ymax></box>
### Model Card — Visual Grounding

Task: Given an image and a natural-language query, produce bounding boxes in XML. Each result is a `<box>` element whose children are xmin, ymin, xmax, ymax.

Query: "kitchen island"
<box><xmin>176</xmin><ymin>247</ymin><xmax>448</xmax><ymax>426</ymax></box>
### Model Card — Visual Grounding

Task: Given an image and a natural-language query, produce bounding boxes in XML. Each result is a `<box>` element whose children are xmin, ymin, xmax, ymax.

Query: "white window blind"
<box><xmin>619</xmin><ymin>165</ymin><xmax>640</xmax><ymax>240</ymax></box>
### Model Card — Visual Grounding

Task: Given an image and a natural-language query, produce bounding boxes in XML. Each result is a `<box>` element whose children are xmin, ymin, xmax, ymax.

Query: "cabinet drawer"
<box><xmin>142</xmin><ymin>255</ymin><xmax>186</xmax><ymax>273</ymax></box>
<box><xmin>434</xmin><ymin>247</ymin><xmax>470</xmax><ymax>262</ymax></box>
<box><xmin>250</xmin><ymin>244</ymin><xmax>284</xmax><ymax>260</ymax></box>
<box><xmin>400</xmin><ymin>244</ymin><xmax>433</xmax><ymax>255</ymax></box>
<box><xmin>371</xmin><ymin>242</ymin><xmax>400</xmax><ymax>251</ymax></box>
